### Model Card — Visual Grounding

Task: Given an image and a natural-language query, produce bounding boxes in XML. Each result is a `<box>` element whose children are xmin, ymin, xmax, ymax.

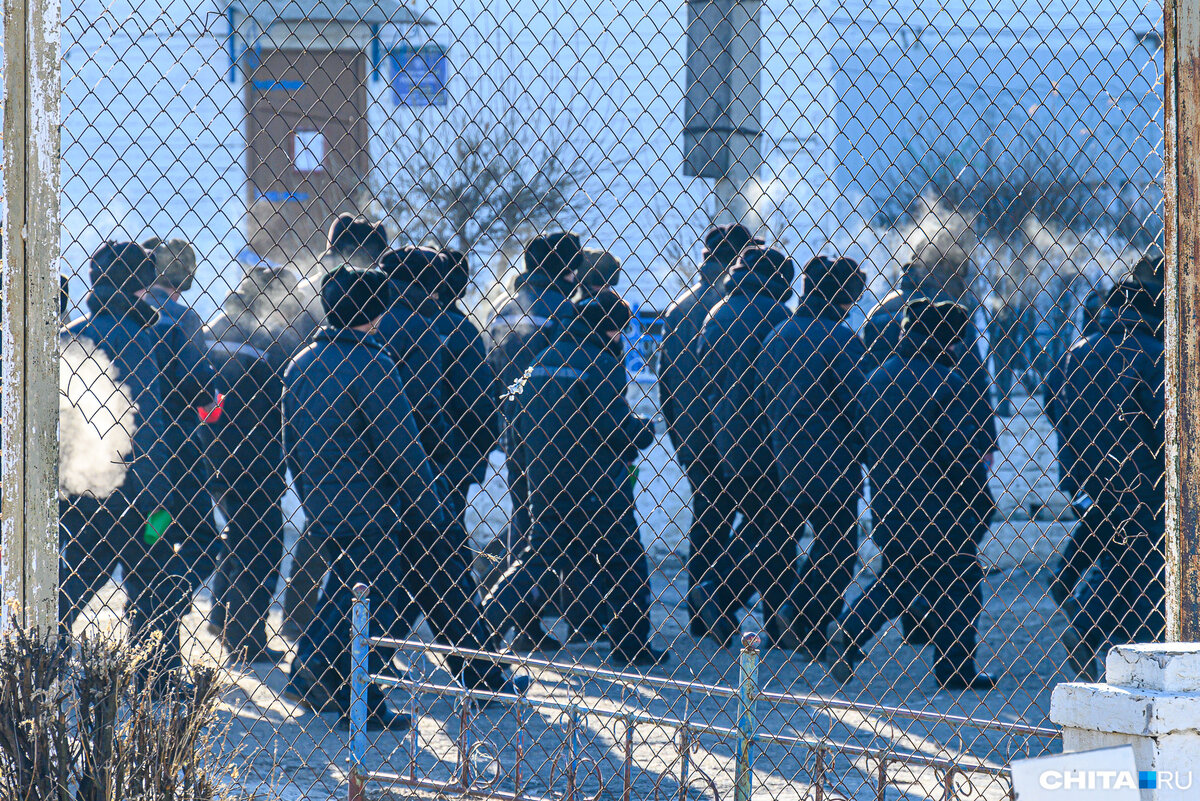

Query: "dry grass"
<box><xmin>0</xmin><ymin>625</ymin><xmax>237</xmax><ymax>801</ymax></box>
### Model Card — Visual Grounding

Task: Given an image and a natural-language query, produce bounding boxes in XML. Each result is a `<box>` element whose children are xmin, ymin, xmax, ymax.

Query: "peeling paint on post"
<box><xmin>1165</xmin><ymin>0</ymin><xmax>1200</xmax><ymax>642</ymax></box>
<box><xmin>1</xmin><ymin>0</ymin><xmax>62</xmax><ymax>633</ymax></box>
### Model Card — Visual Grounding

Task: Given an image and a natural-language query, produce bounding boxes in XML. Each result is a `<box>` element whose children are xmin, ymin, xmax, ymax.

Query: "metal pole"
<box><xmin>1164</xmin><ymin>0</ymin><xmax>1200</xmax><ymax>641</ymax></box>
<box><xmin>348</xmin><ymin>583</ymin><xmax>371</xmax><ymax>801</ymax></box>
<box><xmin>1</xmin><ymin>0</ymin><xmax>61</xmax><ymax>634</ymax></box>
<box><xmin>735</xmin><ymin>631</ymin><xmax>760</xmax><ymax>801</ymax></box>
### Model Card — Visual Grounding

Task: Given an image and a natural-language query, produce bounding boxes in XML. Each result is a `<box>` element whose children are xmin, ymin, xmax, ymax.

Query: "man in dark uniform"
<box><xmin>860</xmin><ymin>255</ymin><xmax>998</xmax><ymax>643</ymax></box>
<box><xmin>417</xmin><ymin>250</ymin><xmax>500</xmax><ymax>535</ymax></box>
<box><xmin>695</xmin><ymin>246</ymin><xmax>794</xmax><ymax>646</ymax></box>
<box><xmin>1044</xmin><ymin>256</ymin><xmax>1165</xmax><ymax>680</ymax></box>
<box><xmin>205</xmin><ymin>311</ymin><xmax>291</xmax><ymax>662</ymax></box>
<box><xmin>484</xmin><ymin>232</ymin><xmax>582</xmax><ymax>649</ymax></box>
<box><xmin>757</xmin><ymin>256</ymin><xmax>868</xmax><ymax>657</ymax></box>
<box><xmin>282</xmin><ymin>266</ymin><xmax>526</xmax><ymax>731</ymax></box>
<box><xmin>286</xmin><ymin>218</ymin><xmax>388</xmax><ymax>641</ymax></box>
<box><xmin>659</xmin><ymin>224</ymin><xmax>759</xmax><ymax>642</ymax></box>
<box><xmin>485</xmin><ymin>291</ymin><xmax>666</xmax><ymax>666</ymax></box>
<box><xmin>378</xmin><ymin>246</ymin><xmax>453</xmax><ymax>468</ymax></box>
<box><xmin>825</xmin><ymin>299</ymin><xmax>996</xmax><ymax>691</ymax></box>
<box><xmin>141</xmin><ymin>238</ymin><xmax>224</xmax><ymax>638</ymax></box>
<box><xmin>60</xmin><ymin>242</ymin><xmax>219</xmax><ymax>674</ymax></box>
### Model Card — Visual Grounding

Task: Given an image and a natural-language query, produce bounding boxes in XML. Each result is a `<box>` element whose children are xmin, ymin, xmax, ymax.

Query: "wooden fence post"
<box><xmin>1</xmin><ymin>0</ymin><xmax>62</xmax><ymax>633</ymax></box>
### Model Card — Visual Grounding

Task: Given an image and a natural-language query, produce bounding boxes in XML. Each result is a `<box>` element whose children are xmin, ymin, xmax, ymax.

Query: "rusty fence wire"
<box><xmin>22</xmin><ymin>0</ymin><xmax>1170</xmax><ymax>796</ymax></box>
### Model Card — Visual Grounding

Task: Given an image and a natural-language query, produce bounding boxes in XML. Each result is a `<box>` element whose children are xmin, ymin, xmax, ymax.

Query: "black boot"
<box><xmin>765</xmin><ymin>602</ymin><xmax>800</xmax><ymax>651</ymax></box>
<box><xmin>689</xmin><ymin>581</ymin><xmax>737</xmax><ymax>648</ymax></box>
<box><xmin>338</xmin><ymin>687</ymin><xmax>413</xmax><ymax>732</ymax></box>
<box><xmin>282</xmin><ymin>661</ymin><xmax>338</xmax><ymax>712</ymax></box>
<box><xmin>823</xmin><ymin>623</ymin><xmax>863</xmax><ymax>685</ymax></box>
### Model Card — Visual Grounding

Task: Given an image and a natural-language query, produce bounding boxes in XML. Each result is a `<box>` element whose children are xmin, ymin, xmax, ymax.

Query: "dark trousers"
<box><xmin>59</xmin><ymin>496</ymin><xmax>211</xmax><ymax>671</ymax></box>
<box><xmin>504</xmin><ymin>457</ymin><xmax>532</xmax><ymax>556</ymax></box>
<box><xmin>296</xmin><ymin>532</ymin><xmax>503</xmax><ymax>698</ymax></box>
<box><xmin>210</xmin><ymin>479</ymin><xmax>285</xmax><ymax>652</ymax></box>
<box><xmin>839</xmin><ymin>539</ymin><xmax>983</xmax><ymax>683</ymax></box>
<box><xmin>708</xmin><ymin>473</ymin><xmax>785</xmax><ymax>631</ymax></box>
<box><xmin>1072</xmin><ymin>530</ymin><xmax>1165</xmax><ymax>650</ymax></box>
<box><xmin>1050</xmin><ymin>503</ymin><xmax>1109</xmax><ymax>606</ymax></box>
<box><xmin>485</xmin><ymin>511</ymin><xmax>653</xmax><ymax>657</ymax></box>
<box><xmin>792</xmin><ymin>499</ymin><xmax>861</xmax><ymax>649</ymax></box>
<box><xmin>683</xmin><ymin>459</ymin><xmax>738</xmax><ymax>633</ymax></box>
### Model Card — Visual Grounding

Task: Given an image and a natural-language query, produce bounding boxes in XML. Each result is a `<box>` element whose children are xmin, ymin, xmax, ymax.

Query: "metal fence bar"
<box><xmin>0</xmin><ymin>0</ymin><xmax>61</xmax><ymax>634</ymax></box>
<box><xmin>370</xmin><ymin>635</ymin><xmax>1059</xmax><ymax>738</ymax></box>
<box><xmin>1164</xmin><ymin>0</ymin><xmax>1200</xmax><ymax>643</ymax></box>
<box><xmin>348</xmin><ymin>583</ymin><xmax>371</xmax><ymax>801</ymax></box>
<box><xmin>734</xmin><ymin>632</ymin><xmax>760</xmax><ymax>801</ymax></box>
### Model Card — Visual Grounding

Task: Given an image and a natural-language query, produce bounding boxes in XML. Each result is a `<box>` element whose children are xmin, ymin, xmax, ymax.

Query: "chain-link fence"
<box><xmin>0</xmin><ymin>0</ymin><xmax>1176</xmax><ymax>796</ymax></box>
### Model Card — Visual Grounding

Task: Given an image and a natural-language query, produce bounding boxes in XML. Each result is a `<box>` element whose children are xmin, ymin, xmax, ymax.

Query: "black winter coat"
<box><xmin>145</xmin><ymin>291</ymin><xmax>219</xmax><ymax>516</ymax></box>
<box><xmin>696</xmin><ymin>269</ymin><xmax>792</xmax><ymax>485</ymax></box>
<box><xmin>376</xmin><ymin>287</ymin><xmax>450</xmax><ymax>466</ymax></box>
<box><xmin>421</xmin><ymin>298</ymin><xmax>499</xmax><ymax>492</ymax></box>
<box><xmin>283</xmin><ymin>327</ymin><xmax>445</xmax><ymax>539</ymax></box>
<box><xmin>862</xmin><ymin>287</ymin><xmax>998</xmax><ymax>454</ymax></box>
<box><xmin>860</xmin><ymin>346</ymin><xmax>986</xmax><ymax>552</ymax></box>
<box><xmin>1044</xmin><ymin>306</ymin><xmax>1164</xmax><ymax>527</ymax></box>
<box><xmin>63</xmin><ymin>294</ymin><xmax>178</xmax><ymax>517</ymax></box>
<box><xmin>659</xmin><ymin>268</ymin><xmax>728</xmax><ymax>467</ymax></box>
<box><xmin>204</xmin><ymin>339</ymin><xmax>287</xmax><ymax>498</ymax></box>
<box><xmin>486</xmin><ymin>271</ymin><xmax>576</xmax><ymax>397</ymax></box>
<box><xmin>758</xmin><ymin>294</ymin><xmax>867</xmax><ymax>506</ymax></box>
<box><xmin>516</xmin><ymin>321</ymin><xmax>655</xmax><ymax>521</ymax></box>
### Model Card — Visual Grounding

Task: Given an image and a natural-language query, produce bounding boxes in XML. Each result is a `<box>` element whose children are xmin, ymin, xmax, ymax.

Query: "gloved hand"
<box><xmin>143</xmin><ymin>508</ymin><xmax>173</xmax><ymax>545</ymax></box>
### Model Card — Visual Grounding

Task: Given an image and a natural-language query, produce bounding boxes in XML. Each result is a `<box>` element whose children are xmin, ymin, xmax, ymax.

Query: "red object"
<box><xmin>197</xmin><ymin>392</ymin><xmax>225</xmax><ymax>423</ymax></box>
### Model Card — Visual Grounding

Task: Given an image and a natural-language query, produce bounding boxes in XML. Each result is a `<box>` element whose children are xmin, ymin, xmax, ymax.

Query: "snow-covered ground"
<box><xmin>69</xmin><ymin>378</ymin><xmax>1072</xmax><ymax>800</ymax></box>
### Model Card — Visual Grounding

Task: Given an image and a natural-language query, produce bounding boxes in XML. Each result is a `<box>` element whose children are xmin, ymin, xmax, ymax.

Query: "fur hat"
<box><xmin>327</xmin><ymin>214</ymin><xmax>388</xmax><ymax>261</ymax></box>
<box><xmin>735</xmin><ymin>246</ymin><xmax>795</xmax><ymax>286</ymax></box>
<box><xmin>525</xmin><ymin>232</ymin><xmax>584</xmax><ymax>281</ymax></box>
<box><xmin>1106</xmin><ymin>279</ymin><xmax>1164</xmax><ymax>322</ymax></box>
<box><xmin>575</xmin><ymin>288</ymin><xmax>633</xmax><ymax>336</ymax></box>
<box><xmin>142</xmin><ymin>236</ymin><xmax>198</xmax><ymax>292</ymax></box>
<box><xmin>902</xmin><ymin>298</ymin><xmax>970</xmax><ymax>349</ymax></box>
<box><xmin>803</xmin><ymin>255</ymin><xmax>866</xmax><ymax>307</ymax></box>
<box><xmin>380</xmin><ymin>246</ymin><xmax>444</xmax><ymax>293</ymax></box>
<box><xmin>580</xmin><ymin>248</ymin><xmax>622</xmax><ymax>290</ymax></box>
<box><xmin>321</xmin><ymin>265</ymin><xmax>394</xmax><ymax>329</ymax></box>
<box><xmin>703</xmin><ymin>224</ymin><xmax>762</xmax><ymax>264</ymax></box>
<box><xmin>89</xmin><ymin>241</ymin><xmax>157</xmax><ymax>297</ymax></box>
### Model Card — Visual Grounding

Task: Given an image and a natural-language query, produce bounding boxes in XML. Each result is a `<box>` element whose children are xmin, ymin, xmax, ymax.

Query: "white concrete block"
<box><xmin>1106</xmin><ymin>644</ymin><xmax>1200</xmax><ymax>692</ymax></box>
<box><xmin>1050</xmin><ymin>643</ymin><xmax>1200</xmax><ymax>800</ymax></box>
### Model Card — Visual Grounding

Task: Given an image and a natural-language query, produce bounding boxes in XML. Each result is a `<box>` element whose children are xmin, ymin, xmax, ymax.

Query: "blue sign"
<box><xmin>389</xmin><ymin>45</ymin><xmax>448</xmax><ymax>107</ymax></box>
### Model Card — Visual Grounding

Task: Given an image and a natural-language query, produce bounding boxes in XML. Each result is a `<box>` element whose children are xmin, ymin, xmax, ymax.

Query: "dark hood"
<box><xmin>722</xmin><ymin>267</ymin><xmax>793</xmax><ymax>303</ymax></box>
<box><xmin>84</xmin><ymin>290</ymin><xmax>160</xmax><ymax>329</ymax></box>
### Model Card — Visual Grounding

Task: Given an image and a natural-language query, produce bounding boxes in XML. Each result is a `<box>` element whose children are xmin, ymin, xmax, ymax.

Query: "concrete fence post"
<box><xmin>1051</xmin><ymin>645</ymin><xmax>1200</xmax><ymax>800</ymax></box>
<box><xmin>1</xmin><ymin>0</ymin><xmax>62</xmax><ymax>634</ymax></box>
